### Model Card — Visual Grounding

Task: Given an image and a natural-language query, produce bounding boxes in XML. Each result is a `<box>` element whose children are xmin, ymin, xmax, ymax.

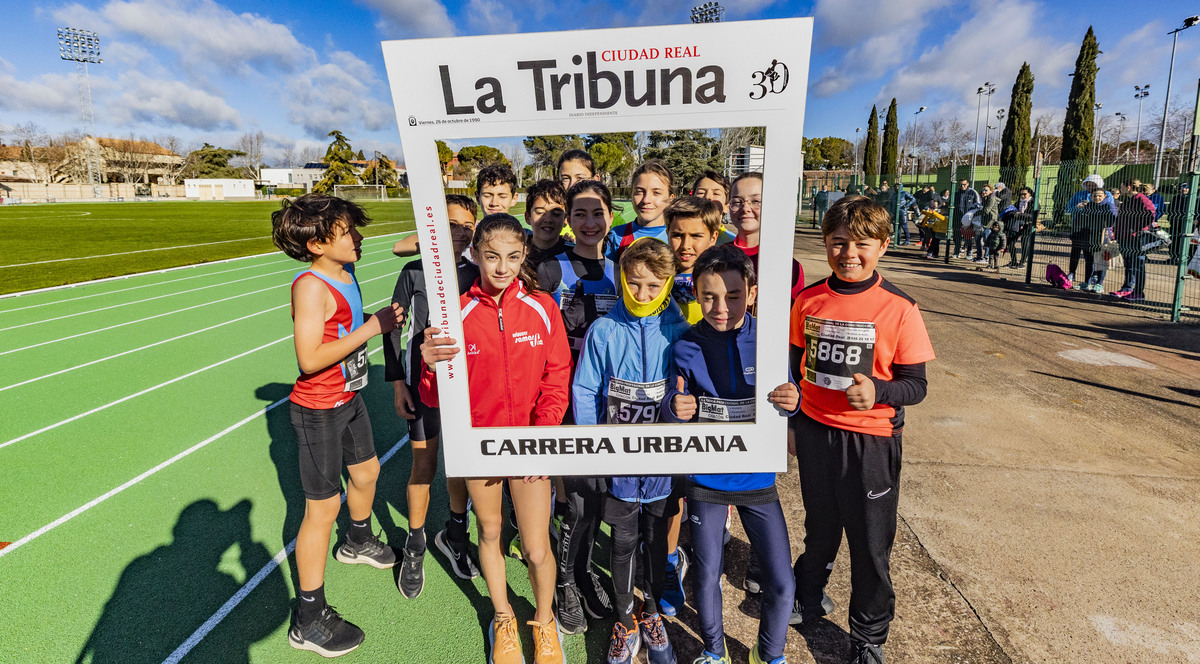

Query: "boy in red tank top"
<box><xmin>271</xmin><ymin>194</ymin><xmax>403</xmax><ymax>658</ymax></box>
<box><xmin>788</xmin><ymin>196</ymin><xmax>935</xmax><ymax>664</ymax></box>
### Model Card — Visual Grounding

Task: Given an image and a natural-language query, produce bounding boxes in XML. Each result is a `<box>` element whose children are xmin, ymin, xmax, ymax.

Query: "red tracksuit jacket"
<box><xmin>420</xmin><ymin>279</ymin><xmax>572</xmax><ymax>427</ymax></box>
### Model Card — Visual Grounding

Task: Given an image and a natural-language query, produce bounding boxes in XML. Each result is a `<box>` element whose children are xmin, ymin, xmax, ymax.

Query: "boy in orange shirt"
<box><xmin>788</xmin><ymin>196</ymin><xmax>935</xmax><ymax>664</ymax></box>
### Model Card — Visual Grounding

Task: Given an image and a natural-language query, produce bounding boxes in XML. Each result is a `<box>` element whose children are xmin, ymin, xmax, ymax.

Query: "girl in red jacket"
<box><xmin>420</xmin><ymin>213</ymin><xmax>572</xmax><ymax>664</ymax></box>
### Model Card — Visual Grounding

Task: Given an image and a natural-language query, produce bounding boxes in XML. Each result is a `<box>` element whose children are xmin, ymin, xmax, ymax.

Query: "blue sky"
<box><xmin>2</xmin><ymin>0</ymin><xmax>1198</xmax><ymax>165</ymax></box>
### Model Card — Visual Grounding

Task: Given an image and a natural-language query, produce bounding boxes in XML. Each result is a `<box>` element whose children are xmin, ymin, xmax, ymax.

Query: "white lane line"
<box><xmin>162</xmin><ymin>434</ymin><xmax>410</xmax><ymax>664</ymax></box>
<box><xmin>0</xmin><ymin>346</ymin><xmax>394</xmax><ymax>562</ymax></box>
<box><xmin>0</xmin><ymin>337</ymin><xmax>289</xmax><ymax>451</ymax></box>
<box><xmin>0</xmin><ymin>271</ymin><xmax>285</xmax><ymax>333</ymax></box>
<box><xmin>0</xmin><ymin>296</ymin><xmax>391</xmax><ymax>449</ymax></box>
<box><xmin>0</xmin><ymin>239</ymin><xmax>405</xmax><ymax>312</ymax></box>
<box><xmin>0</xmin><ymin>397</ymin><xmax>292</xmax><ymax>559</ymax></box>
<box><xmin>0</xmin><ymin>222</ymin><xmax>410</xmax><ymax>269</ymax></box>
<box><xmin>0</xmin><ymin>229</ymin><xmax>411</xmax><ymax>301</ymax></box>
<box><xmin>0</xmin><ymin>258</ymin><xmax>289</xmax><ymax>314</ymax></box>
<box><xmin>0</xmin><ymin>271</ymin><xmax>395</xmax><ymax>356</ymax></box>
<box><xmin>0</xmin><ymin>303</ymin><xmax>289</xmax><ymax>392</ymax></box>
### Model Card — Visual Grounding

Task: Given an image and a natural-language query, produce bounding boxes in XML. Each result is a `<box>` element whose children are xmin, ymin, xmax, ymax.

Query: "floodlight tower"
<box><xmin>690</xmin><ymin>1</ymin><xmax>724</xmax><ymax>23</ymax></box>
<box><xmin>1133</xmin><ymin>84</ymin><xmax>1150</xmax><ymax>163</ymax></box>
<box><xmin>57</xmin><ymin>27</ymin><xmax>103</xmax><ymax>198</ymax></box>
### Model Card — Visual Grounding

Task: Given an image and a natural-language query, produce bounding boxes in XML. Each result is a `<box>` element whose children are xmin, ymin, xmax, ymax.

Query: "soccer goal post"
<box><xmin>334</xmin><ymin>184</ymin><xmax>387</xmax><ymax>201</ymax></box>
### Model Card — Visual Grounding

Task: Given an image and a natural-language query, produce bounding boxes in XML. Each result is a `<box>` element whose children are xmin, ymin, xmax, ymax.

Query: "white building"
<box><xmin>259</xmin><ymin>168</ymin><xmax>325</xmax><ymax>191</ymax></box>
<box><xmin>184</xmin><ymin>179</ymin><xmax>256</xmax><ymax>200</ymax></box>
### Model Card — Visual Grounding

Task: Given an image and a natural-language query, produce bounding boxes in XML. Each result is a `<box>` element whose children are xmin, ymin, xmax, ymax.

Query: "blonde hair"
<box><xmin>619</xmin><ymin>238</ymin><xmax>675</xmax><ymax>281</ymax></box>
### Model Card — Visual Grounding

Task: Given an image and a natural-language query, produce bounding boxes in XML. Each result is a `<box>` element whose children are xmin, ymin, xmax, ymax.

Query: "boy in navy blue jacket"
<box><xmin>662</xmin><ymin>244</ymin><xmax>800</xmax><ymax>664</ymax></box>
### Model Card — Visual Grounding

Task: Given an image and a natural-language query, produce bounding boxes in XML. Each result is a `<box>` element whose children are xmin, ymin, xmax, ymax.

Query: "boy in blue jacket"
<box><xmin>662</xmin><ymin>244</ymin><xmax>800</xmax><ymax>664</ymax></box>
<box><xmin>573</xmin><ymin>238</ymin><xmax>690</xmax><ymax>664</ymax></box>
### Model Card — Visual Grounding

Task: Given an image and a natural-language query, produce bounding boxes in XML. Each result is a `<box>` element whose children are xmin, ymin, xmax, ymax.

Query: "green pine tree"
<box><xmin>1000</xmin><ymin>63</ymin><xmax>1035</xmax><ymax>189</ymax></box>
<box><xmin>881</xmin><ymin>98</ymin><xmax>899</xmax><ymax>185</ymax></box>
<box><xmin>314</xmin><ymin>130</ymin><xmax>360</xmax><ymax>194</ymax></box>
<box><xmin>1054</xmin><ymin>27</ymin><xmax>1100</xmax><ymax>224</ymax></box>
<box><xmin>863</xmin><ymin>106</ymin><xmax>880</xmax><ymax>188</ymax></box>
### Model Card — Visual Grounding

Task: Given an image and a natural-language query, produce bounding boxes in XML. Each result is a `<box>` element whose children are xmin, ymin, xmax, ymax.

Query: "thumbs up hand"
<box><xmin>672</xmin><ymin>375</ymin><xmax>697</xmax><ymax>421</ymax></box>
<box><xmin>845</xmin><ymin>373</ymin><xmax>876</xmax><ymax>411</ymax></box>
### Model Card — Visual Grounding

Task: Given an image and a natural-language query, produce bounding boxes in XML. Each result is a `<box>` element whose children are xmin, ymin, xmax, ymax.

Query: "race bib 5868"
<box><xmin>803</xmin><ymin>316</ymin><xmax>875</xmax><ymax>391</ymax></box>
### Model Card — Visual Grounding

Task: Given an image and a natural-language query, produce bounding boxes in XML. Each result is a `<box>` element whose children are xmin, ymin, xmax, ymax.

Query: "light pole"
<box><xmin>907</xmin><ymin>106</ymin><xmax>926</xmax><ymax>170</ymax></box>
<box><xmin>854</xmin><ymin>127</ymin><xmax>861</xmax><ymax>182</ymax></box>
<box><xmin>994</xmin><ymin>108</ymin><xmax>1006</xmax><ymax>166</ymax></box>
<box><xmin>1154</xmin><ymin>16</ymin><xmax>1200</xmax><ymax>185</ymax></box>
<box><xmin>877</xmin><ymin>109</ymin><xmax>885</xmax><ymax>182</ymax></box>
<box><xmin>973</xmin><ymin>82</ymin><xmax>995</xmax><ymax>182</ymax></box>
<box><xmin>57</xmin><ymin>27</ymin><xmax>103</xmax><ymax>198</ymax></box>
<box><xmin>984</xmin><ymin>125</ymin><xmax>996</xmax><ymax>168</ymax></box>
<box><xmin>1133</xmin><ymin>84</ymin><xmax>1150</xmax><ymax>163</ymax></box>
<box><xmin>689</xmin><ymin>1</ymin><xmax>724</xmax><ymax>23</ymax></box>
<box><xmin>1114</xmin><ymin>112</ymin><xmax>1128</xmax><ymax>163</ymax></box>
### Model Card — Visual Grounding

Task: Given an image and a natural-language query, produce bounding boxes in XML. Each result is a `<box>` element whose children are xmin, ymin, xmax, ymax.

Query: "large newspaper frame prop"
<box><xmin>382</xmin><ymin>18</ymin><xmax>812</xmax><ymax>477</ymax></box>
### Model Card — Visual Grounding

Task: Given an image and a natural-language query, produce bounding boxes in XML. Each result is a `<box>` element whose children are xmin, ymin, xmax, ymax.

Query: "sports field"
<box><xmin>0</xmin><ymin>206</ymin><xmax>612</xmax><ymax>663</ymax></box>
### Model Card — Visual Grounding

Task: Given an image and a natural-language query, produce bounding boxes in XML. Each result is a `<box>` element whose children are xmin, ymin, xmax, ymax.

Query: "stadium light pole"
<box><xmin>57</xmin><ymin>26</ymin><xmax>103</xmax><ymax>198</ymax></box>
<box><xmin>1154</xmin><ymin>16</ymin><xmax>1200</xmax><ymax>185</ymax></box>
<box><xmin>994</xmin><ymin>108</ymin><xmax>1006</xmax><ymax>166</ymax></box>
<box><xmin>973</xmin><ymin>83</ymin><xmax>995</xmax><ymax>182</ymax></box>
<box><xmin>907</xmin><ymin>106</ymin><xmax>926</xmax><ymax>170</ymax></box>
<box><xmin>690</xmin><ymin>1</ymin><xmax>724</xmax><ymax>23</ymax></box>
<box><xmin>1133</xmin><ymin>84</ymin><xmax>1150</xmax><ymax>163</ymax></box>
<box><xmin>854</xmin><ymin>127</ymin><xmax>861</xmax><ymax>185</ymax></box>
<box><xmin>1114</xmin><ymin>112</ymin><xmax>1128</xmax><ymax>163</ymax></box>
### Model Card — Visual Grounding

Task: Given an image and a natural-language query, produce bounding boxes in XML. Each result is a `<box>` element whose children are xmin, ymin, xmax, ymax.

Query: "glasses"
<box><xmin>729</xmin><ymin>198</ymin><xmax>761</xmax><ymax>211</ymax></box>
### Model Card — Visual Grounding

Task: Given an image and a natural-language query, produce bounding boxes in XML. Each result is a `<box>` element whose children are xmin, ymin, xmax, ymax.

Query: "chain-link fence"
<box><xmin>802</xmin><ymin>161</ymin><xmax>1200</xmax><ymax>322</ymax></box>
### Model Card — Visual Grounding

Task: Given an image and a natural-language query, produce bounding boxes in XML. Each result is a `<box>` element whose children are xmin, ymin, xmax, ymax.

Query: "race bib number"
<box><xmin>606</xmin><ymin>377</ymin><xmax>666</xmax><ymax>424</ymax></box>
<box><xmin>341</xmin><ymin>343</ymin><xmax>369</xmax><ymax>392</ymax></box>
<box><xmin>803</xmin><ymin>316</ymin><xmax>875</xmax><ymax>391</ymax></box>
<box><xmin>698</xmin><ymin>396</ymin><xmax>756</xmax><ymax>422</ymax></box>
<box><xmin>561</xmin><ymin>292</ymin><xmax>618</xmax><ymax>316</ymax></box>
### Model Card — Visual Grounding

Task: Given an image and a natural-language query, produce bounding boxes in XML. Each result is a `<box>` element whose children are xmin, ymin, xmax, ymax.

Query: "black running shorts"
<box><xmin>289</xmin><ymin>394</ymin><xmax>377</xmax><ymax>500</ymax></box>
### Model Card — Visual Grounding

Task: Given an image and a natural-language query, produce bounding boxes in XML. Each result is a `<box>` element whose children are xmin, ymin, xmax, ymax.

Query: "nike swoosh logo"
<box><xmin>867</xmin><ymin>488</ymin><xmax>892</xmax><ymax>500</ymax></box>
<box><xmin>301</xmin><ymin>597</ymin><xmax>315</xmax><ymax>602</ymax></box>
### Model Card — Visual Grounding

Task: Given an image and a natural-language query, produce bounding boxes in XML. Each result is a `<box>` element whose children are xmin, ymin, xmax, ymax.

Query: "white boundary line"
<box><xmin>0</xmin><ymin>230</ymin><xmax>411</xmax><ymax>301</ymax></box>
<box><xmin>161</xmin><ymin>434</ymin><xmax>410</xmax><ymax>664</ymax></box>
<box><xmin>0</xmin><ymin>397</ymin><xmax>292</xmax><ymax>559</ymax></box>
<box><xmin>0</xmin><ymin>257</ymin><xmax>289</xmax><ymax>314</ymax></box>
<box><xmin>0</xmin><ymin>345</ymin><xmax>392</xmax><ymax>560</ymax></box>
<box><xmin>0</xmin><ymin>304</ymin><xmax>288</xmax><ymax>392</ymax></box>
<box><xmin>0</xmin><ymin>294</ymin><xmax>391</xmax><ymax>448</ymax></box>
<box><xmin>1</xmin><ymin>243</ymin><xmax>403</xmax><ymax>328</ymax></box>
<box><xmin>0</xmin><ymin>337</ymin><xmax>290</xmax><ymax>451</ymax></box>
<box><xmin>0</xmin><ymin>221</ymin><xmax>411</xmax><ymax>270</ymax></box>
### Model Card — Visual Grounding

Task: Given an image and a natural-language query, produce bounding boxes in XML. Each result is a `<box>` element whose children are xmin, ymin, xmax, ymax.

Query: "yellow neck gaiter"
<box><xmin>621</xmin><ymin>271</ymin><xmax>673</xmax><ymax>318</ymax></box>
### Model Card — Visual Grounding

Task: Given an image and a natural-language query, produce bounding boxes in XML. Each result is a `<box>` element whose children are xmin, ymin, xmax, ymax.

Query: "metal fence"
<box><xmin>885</xmin><ymin>162</ymin><xmax>1200</xmax><ymax>322</ymax></box>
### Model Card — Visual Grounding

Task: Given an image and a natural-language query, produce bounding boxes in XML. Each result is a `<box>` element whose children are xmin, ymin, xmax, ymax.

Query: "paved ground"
<box><xmin>663</xmin><ymin>226</ymin><xmax>1200</xmax><ymax>664</ymax></box>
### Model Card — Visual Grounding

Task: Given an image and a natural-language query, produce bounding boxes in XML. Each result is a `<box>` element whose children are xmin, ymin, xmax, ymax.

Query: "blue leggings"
<box><xmin>689</xmin><ymin>498</ymin><xmax>794</xmax><ymax>660</ymax></box>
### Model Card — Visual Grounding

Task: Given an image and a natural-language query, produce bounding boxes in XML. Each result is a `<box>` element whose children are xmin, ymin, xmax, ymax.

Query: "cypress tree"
<box><xmin>1055</xmin><ymin>27</ymin><xmax>1100</xmax><ymax>223</ymax></box>
<box><xmin>863</xmin><ymin>105</ymin><xmax>880</xmax><ymax>188</ymax></box>
<box><xmin>1000</xmin><ymin>63</ymin><xmax>1035</xmax><ymax>189</ymax></box>
<box><xmin>881</xmin><ymin>98</ymin><xmax>899</xmax><ymax>185</ymax></box>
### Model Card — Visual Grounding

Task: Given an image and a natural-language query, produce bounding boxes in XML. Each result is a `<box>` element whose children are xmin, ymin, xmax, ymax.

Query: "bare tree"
<box><xmin>233</xmin><ymin>130</ymin><xmax>266</xmax><ymax>181</ymax></box>
<box><xmin>298</xmin><ymin>144</ymin><xmax>323</xmax><ymax>168</ymax></box>
<box><xmin>504</xmin><ymin>143</ymin><xmax>528</xmax><ymax>186</ymax></box>
<box><xmin>12</xmin><ymin>122</ymin><xmax>48</xmax><ymax>182</ymax></box>
<box><xmin>155</xmin><ymin>134</ymin><xmax>189</xmax><ymax>184</ymax></box>
<box><xmin>280</xmin><ymin>146</ymin><xmax>298</xmax><ymax>168</ymax></box>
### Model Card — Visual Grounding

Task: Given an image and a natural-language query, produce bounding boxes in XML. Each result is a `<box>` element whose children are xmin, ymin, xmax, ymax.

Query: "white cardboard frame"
<box><xmin>382</xmin><ymin>18</ymin><xmax>812</xmax><ymax>477</ymax></box>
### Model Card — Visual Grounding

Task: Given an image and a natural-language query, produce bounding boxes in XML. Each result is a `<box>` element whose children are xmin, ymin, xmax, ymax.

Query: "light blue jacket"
<box><xmin>573</xmin><ymin>296</ymin><xmax>690</xmax><ymax>502</ymax></box>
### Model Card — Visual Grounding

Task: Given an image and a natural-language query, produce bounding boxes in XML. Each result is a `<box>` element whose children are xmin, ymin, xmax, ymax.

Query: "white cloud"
<box><xmin>0</xmin><ymin>58</ymin><xmax>87</xmax><ymax>117</ymax></box>
<box><xmin>809</xmin><ymin>0</ymin><xmax>953</xmax><ymax>97</ymax></box>
<box><xmin>52</xmin><ymin>0</ymin><xmax>313</xmax><ymax>74</ymax></box>
<box><xmin>284</xmin><ymin>51</ymin><xmax>396</xmax><ymax>139</ymax></box>
<box><xmin>875</xmin><ymin>0</ymin><xmax>1076</xmax><ymax>125</ymax></box>
<box><xmin>357</xmin><ymin>0</ymin><xmax>456</xmax><ymax>38</ymax></box>
<box><xmin>109</xmin><ymin>71</ymin><xmax>241</xmax><ymax>130</ymax></box>
<box><xmin>465</xmin><ymin>0</ymin><xmax>519</xmax><ymax>35</ymax></box>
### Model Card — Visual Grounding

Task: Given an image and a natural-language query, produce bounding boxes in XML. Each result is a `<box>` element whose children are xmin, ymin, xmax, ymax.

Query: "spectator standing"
<box><xmin>1111</xmin><ymin>180</ymin><xmax>1156</xmax><ymax>301</ymax></box>
<box><xmin>975</xmin><ymin>184</ymin><xmax>998</xmax><ymax>264</ymax></box>
<box><xmin>1168</xmin><ymin>181</ymin><xmax>1197</xmax><ymax>265</ymax></box>
<box><xmin>1005</xmin><ymin>187</ymin><xmax>1036</xmax><ymax>268</ymax></box>
<box><xmin>954</xmin><ymin>179</ymin><xmax>981</xmax><ymax>258</ymax></box>
<box><xmin>994</xmin><ymin>182</ymin><xmax>1013</xmax><ymax>211</ymax></box>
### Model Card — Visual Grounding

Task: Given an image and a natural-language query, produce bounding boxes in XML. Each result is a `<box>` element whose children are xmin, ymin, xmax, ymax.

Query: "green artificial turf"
<box><xmin>0</xmin><ymin>200</ymin><xmax>418</xmax><ymax>295</ymax></box>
